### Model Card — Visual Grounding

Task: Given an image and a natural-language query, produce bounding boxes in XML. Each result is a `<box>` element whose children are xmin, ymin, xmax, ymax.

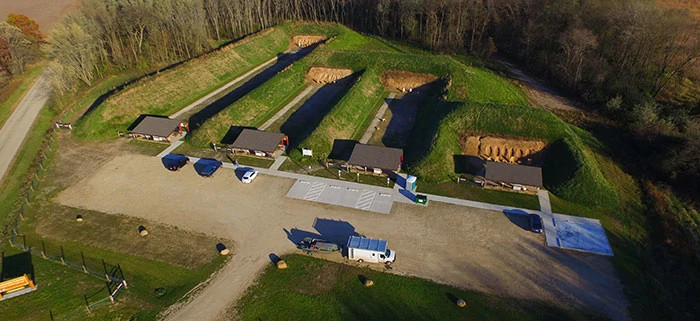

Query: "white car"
<box><xmin>241</xmin><ymin>169</ymin><xmax>258</xmax><ymax>183</ymax></box>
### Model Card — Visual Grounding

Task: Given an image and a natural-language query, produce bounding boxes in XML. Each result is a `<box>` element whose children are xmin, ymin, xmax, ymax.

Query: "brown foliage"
<box><xmin>6</xmin><ymin>13</ymin><xmax>45</xmax><ymax>43</ymax></box>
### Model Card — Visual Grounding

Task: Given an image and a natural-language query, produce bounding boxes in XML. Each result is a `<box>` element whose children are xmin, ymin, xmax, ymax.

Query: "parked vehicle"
<box><xmin>196</xmin><ymin>158</ymin><xmax>222</xmax><ymax>177</ymax></box>
<box><xmin>529</xmin><ymin>214</ymin><xmax>543</xmax><ymax>233</ymax></box>
<box><xmin>297</xmin><ymin>237</ymin><xmax>341</xmax><ymax>255</ymax></box>
<box><xmin>162</xmin><ymin>154</ymin><xmax>189</xmax><ymax>171</ymax></box>
<box><xmin>347</xmin><ymin>236</ymin><xmax>396</xmax><ymax>264</ymax></box>
<box><xmin>241</xmin><ymin>169</ymin><xmax>258</xmax><ymax>183</ymax></box>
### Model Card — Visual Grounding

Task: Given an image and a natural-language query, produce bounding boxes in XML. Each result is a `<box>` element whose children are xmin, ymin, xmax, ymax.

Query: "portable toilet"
<box><xmin>406</xmin><ymin>175</ymin><xmax>417</xmax><ymax>191</ymax></box>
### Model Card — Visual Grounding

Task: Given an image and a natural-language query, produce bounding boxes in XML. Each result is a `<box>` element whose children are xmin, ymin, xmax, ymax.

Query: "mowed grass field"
<box><xmin>233</xmin><ymin>255</ymin><xmax>608</xmax><ymax>321</ymax></box>
<box><xmin>73</xmin><ymin>23</ymin><xmax>294</xmax><ymax>140</ymax></box>
<box><xmin>410</xmin><ymin>102</ymin><xmax>618</xmax><ymax>206</ymax></box>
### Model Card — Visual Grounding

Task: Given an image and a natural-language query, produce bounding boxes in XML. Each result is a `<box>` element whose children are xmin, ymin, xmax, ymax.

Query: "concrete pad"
<box><xmin>546</xmin><ymin>214</ymin><xmax>614</xmax><ymax>256</ymax></box>
<box><xmin>286</xmin><ymin>179</ymin><xmax>393</xmax><ymax>214</ymax></box>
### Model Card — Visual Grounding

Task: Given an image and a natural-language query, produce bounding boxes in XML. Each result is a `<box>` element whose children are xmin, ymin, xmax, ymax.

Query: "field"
<box><xmin>73</xmin><ymin>24</ymin><xmax>294</xmax><ymax>140</ymax></box>
<box><xmin>233</xmin><ymin>254</ymin><xmax>608</xmax><ymax>321</ymax></box>
<box><xmin>410</xmin><ymin>102</ymin><xmax>618</xmax><ymax>206</ymax></box>
<box><xmin>0</xmin><ymin>0</ymin><xmax>78</xmax><ymax>33</ymax></box>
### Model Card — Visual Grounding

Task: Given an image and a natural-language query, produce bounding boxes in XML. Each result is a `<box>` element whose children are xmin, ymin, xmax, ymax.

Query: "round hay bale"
<box><xmin>363</xmin><ymin>279</ymin><xmax>374</xmax><ymax>287</ymax></box>
<box><xmin>456</xmin><ymin>299</ymin><xmax>466</xmax><ymax>308</ymax></box>
<box><xmin>75</xmin><ymin>215</ymin><xmax>83</xmax><ymax>222</ymax></box>
<box><xmin>276</xmin><ymin>260</ymin><xmax>287</xmax><ymax>269</ymax></box>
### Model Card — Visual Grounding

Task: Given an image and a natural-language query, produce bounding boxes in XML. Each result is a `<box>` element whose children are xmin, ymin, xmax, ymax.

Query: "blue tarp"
<box><xmin>347</xmin><ymin>236</ymin><xmax>387</xmax><ymax>252</ymax></box>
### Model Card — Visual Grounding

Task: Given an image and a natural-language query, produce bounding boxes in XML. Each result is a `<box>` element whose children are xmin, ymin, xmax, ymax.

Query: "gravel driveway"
<box><xmin>55</xmin><ymin>154</ymin><xmax>628</xmax><ymax>321</ymax></box>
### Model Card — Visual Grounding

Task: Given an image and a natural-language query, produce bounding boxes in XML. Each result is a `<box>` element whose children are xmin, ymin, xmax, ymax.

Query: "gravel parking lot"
<box><xmin>56</xmin><ymin>154</ymin><xmax>628</xmax><ymax>321</ymax></box>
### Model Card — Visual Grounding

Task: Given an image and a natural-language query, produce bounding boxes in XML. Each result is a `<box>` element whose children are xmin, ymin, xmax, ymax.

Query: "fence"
<box><xmin>1</xmin><ymin>125</ymin><xmax>127</xmax><ymax>320</ymax></box>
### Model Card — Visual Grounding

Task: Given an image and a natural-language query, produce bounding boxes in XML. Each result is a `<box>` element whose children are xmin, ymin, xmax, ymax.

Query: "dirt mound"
<box><xmin>292</xmin><ymin>35</ymin><xmax>326</xmax><ymax>47</ymax></box>
<box><xmin>381</xmin><ymin>70</ymin><xmax>438</xmax><ymax>93</ymax></box>
<box><xmin>306</xmin><ymin>66</ymin><xmax>353</xmax><ymax>84</ymax></box>
<box><xmin>462</xmin><ymin>135</ymin><xmax>546</xmax><ymax>165</ymax></box>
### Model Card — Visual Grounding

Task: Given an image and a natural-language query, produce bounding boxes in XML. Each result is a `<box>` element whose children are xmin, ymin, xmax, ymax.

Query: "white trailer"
<box><xmin>346</xmin><ymin>236</ymin><xmax>396</xmax><ymax>264</ymax></box>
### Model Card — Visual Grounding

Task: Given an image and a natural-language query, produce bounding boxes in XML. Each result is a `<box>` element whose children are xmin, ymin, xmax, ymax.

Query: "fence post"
<box><xmin>107</xmin><ymin>282</ymin><xmax>115</xmax><ymax>303</ymax></box>
<box><xmin>102</xmin><ymin>259</ymin><xmax>110</xmax><ymax>281</ymax></box>
<box><xmin>60</xmin><ymin>246</ymin><xmax>66</xmax><ymax>265</ymax></box>
<box><xmin>22</xmin><ymin>235</ymin><xmax>27</xmax><ymax>251</ymax></box>
<box><xmin>41</xmin><ymin>241</ymin><xmax>47</xmax><ymax>258</ymax></box>
<box><xmin>50</xmin><ymin>309</ymin><xmax>54</xmax><ymax>321</ymax></box>
<box><xmin>81</xmin><ymin>251</ymin><xmax>88</xmax><ymax>273</ymax></box>
<box><xmin>117</xmin><ymin>264</ymin><xmax>126</xmax><ymax>286</ymax></box>
<box><xmin>84</xmin><ymin>294</ymin><xmax>91</xmax><ymax>313</ymax></box>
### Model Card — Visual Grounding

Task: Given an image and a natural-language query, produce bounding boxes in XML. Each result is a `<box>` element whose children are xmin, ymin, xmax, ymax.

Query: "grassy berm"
<box><xmin>234</xmin><ymin>255</ymin><xmax>608</xmax><ymax>321</ymax></box>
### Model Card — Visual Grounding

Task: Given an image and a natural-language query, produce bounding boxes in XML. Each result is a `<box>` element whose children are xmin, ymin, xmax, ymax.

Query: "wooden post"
<box><xmin>102</xmin><ymin>259</ymin><xmax>110</xmax><ymax>281</ymax></box>
<box><xmin>60</xmin><ymin>246</ymin><xmax>66</xmax><ymax>265</ymax></box>
<box><xmin>22</xmin><ymin>235</ymin><xmax>27</xmax><ymax>251</ymax></box>
<box><xmin>84</xmin><ymin>295</ymin><xmax>91</xmax><ymax>313</ymax></box>
<box><xmin>41</xmin><ymin>241</ymin><xmax>46</xmax><ymax>258</ymax></box>
<box><xmin>81</xmin><ymin>251</ymin><xmax>88</xmax><ymax>273</ymax></box>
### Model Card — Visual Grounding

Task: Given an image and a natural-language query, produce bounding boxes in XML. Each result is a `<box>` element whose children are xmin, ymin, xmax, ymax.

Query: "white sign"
<box><xmin>302</xmin><ymin>148</ymin><xmax>313</xmax><ymax>157</ymax></box>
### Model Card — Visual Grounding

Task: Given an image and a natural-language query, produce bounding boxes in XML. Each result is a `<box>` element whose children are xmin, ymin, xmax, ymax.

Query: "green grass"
<box><xmin>73</xmin><ymin>24</ymin><xmax>296</xmax><ymax>140</ymax></box>
<box><xmin>1</xmin><ymin>238</ymin><xmax>227</xmax><ymax>320</ymax></box>
<box><xmin>233</xmin><ymin>155</ymin><xmax>275</xmax><ymax>168</ymax></box>
<box><xmin>410</xmin><ymin>102</ymin><xmax>617</xmax><ymax>207</ymax></box>
<box><xmin>417</xmin><ymin>180</ymin><xmax>541</xmax><ymax>210</ymax></box>
<box><xmin>0</xmin><ymin>104</ymin><xmax>55</xmax><ymax>230</ymax></box>
<box><xmin>278</xmin><ymin>157</ymin><xmax>394</xmax><ymax>188</ymax></box>
<box><xmin>0</xmin><ymin>63</ymin><xmax>45</xmax><ymax>128</ymax></box>
<box><xmin>234</xmin><ymin>254</ymin><xmax>607</xmax><ymax>321</ymax></box>
<box><xmin>0</xmin><ymin>248</ymin><xmax>109</xmax><ymax>320</ymax></box>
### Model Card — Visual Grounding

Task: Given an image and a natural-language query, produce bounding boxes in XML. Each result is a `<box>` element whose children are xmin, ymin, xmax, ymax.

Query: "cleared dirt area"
<box><xmin>27</xmin><ymin>135</ymin><xmax>227</xmax><ymax>269</ymax></box>
<box><xmin>306</xmin><ymin>66</ymin><xmax>353</xmax><ymax>84</ymax></box>
<box><xmin>381</xmin><ymin>70</ymin><xmax>438</xmax><ymax>93</ymax></box>
<box><xmin>291</xmin><ymin>35</ymin><xmax>326</xmax><ymax>47</ymax></box>
<box><xmin>56</xmin><ymin>153</ymin><xmax>628</xmax><ymax>321</ymax></box>
<box><xmin>462</xmin><ymin>135</ymin><xmax>547</xmax><ymax>165</ymax></box>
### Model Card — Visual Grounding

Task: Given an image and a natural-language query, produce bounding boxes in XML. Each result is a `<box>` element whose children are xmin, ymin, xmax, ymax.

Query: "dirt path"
<box><xmin>56</xmin><ymin>154</ymin><xmax>629</xmax><ymax>321</ymax></box>
<box><xmin>496</xmin><ymin>58</ymin><xmax>584</xmax><ymax>112</ymax></box>
<box><xmin>0</xmin><ymin>72</ymin><xmax>50</xmax><ymax>181</ymax></box>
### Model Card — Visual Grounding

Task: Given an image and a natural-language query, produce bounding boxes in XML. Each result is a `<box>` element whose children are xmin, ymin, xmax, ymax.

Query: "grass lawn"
<box><xmin>0</xmin><ymin>63</ymin><xmax>44</xmax><ymax>128</ymax></box>
<box><xmin>409</xmin><ymin>102</ymin><xmax>617</xmax><ymax>207</ymax></box>
<box><xmin>0</xmin><ymin>247</ymin><xmax>109</xmax><ymax>321</ymax></box>
<box><xmin>126</xmin><ymin>140</ymin><xmax>169</xmax><ymax>156</ymax></box>
<box><xmin>279</xmin><ymin>157</ymin><xmax>394</xmax><ymax>188</ymax></box>
<box><xmin>233</xmin><ymin>254</ymin><xmax>607</xmax><ymax>321</ymax></box>
<box><xmin>73</xmin><ymin>24</ymin><xmax>296</xmax><ymax>140</ymax></box>
<box><xmin>0</xmin><ymin>104</ymin><xmax>54</xmax><ymax>229</ymax></box>
<box><xmin>417</xmin><ymin>180</ymin><xmax>541</xmax><ymax>210</ymax></box>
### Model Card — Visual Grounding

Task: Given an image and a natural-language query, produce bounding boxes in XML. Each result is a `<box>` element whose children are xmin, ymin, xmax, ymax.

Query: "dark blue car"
<box><xmin>194</xmin><ymin>158</ymin><xmax>223</xmax><ymax>177</ymax></box>
<box><xmin>162</xmin><ymin>154</ymin><xmax>189</xmax><ymax>171</ymax></box>
<box><xmin>529</xmin><ymin>214</ymin><xmax>543</xmax><ymax>233</ymax></box>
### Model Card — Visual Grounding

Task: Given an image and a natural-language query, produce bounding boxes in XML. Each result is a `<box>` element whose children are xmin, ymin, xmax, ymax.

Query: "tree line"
<box><xmin>0</xmin><ymin>14</ymin><xmax>44</xmax><ymax>81</ymax></box>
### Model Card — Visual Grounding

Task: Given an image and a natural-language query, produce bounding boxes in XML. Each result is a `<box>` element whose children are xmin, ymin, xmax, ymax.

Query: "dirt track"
<box><xmin>55</xmin><ymin>154</ymin><xmax>629</xmax><ymax>321</ymax></box>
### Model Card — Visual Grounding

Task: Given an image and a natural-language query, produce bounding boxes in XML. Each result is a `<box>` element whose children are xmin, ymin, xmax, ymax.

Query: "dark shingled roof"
<box><xmin>231</xmin><ymin>129</ymin><xmax>285</xmax><ymax>153</ymax></box>
<box><xmin>485</xmin><ymin>161</ymin><xmax>543</xmax><ymax>187</ymax></box>
<box><xmin>131</xmin><ymin>116</ymin><xmax>181</xmax><ymax>137</ymax></box>
<box><xmin>347</xmin><ymin>144</ymin><xmax>403</xmax><ymax>170</ymax></box>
